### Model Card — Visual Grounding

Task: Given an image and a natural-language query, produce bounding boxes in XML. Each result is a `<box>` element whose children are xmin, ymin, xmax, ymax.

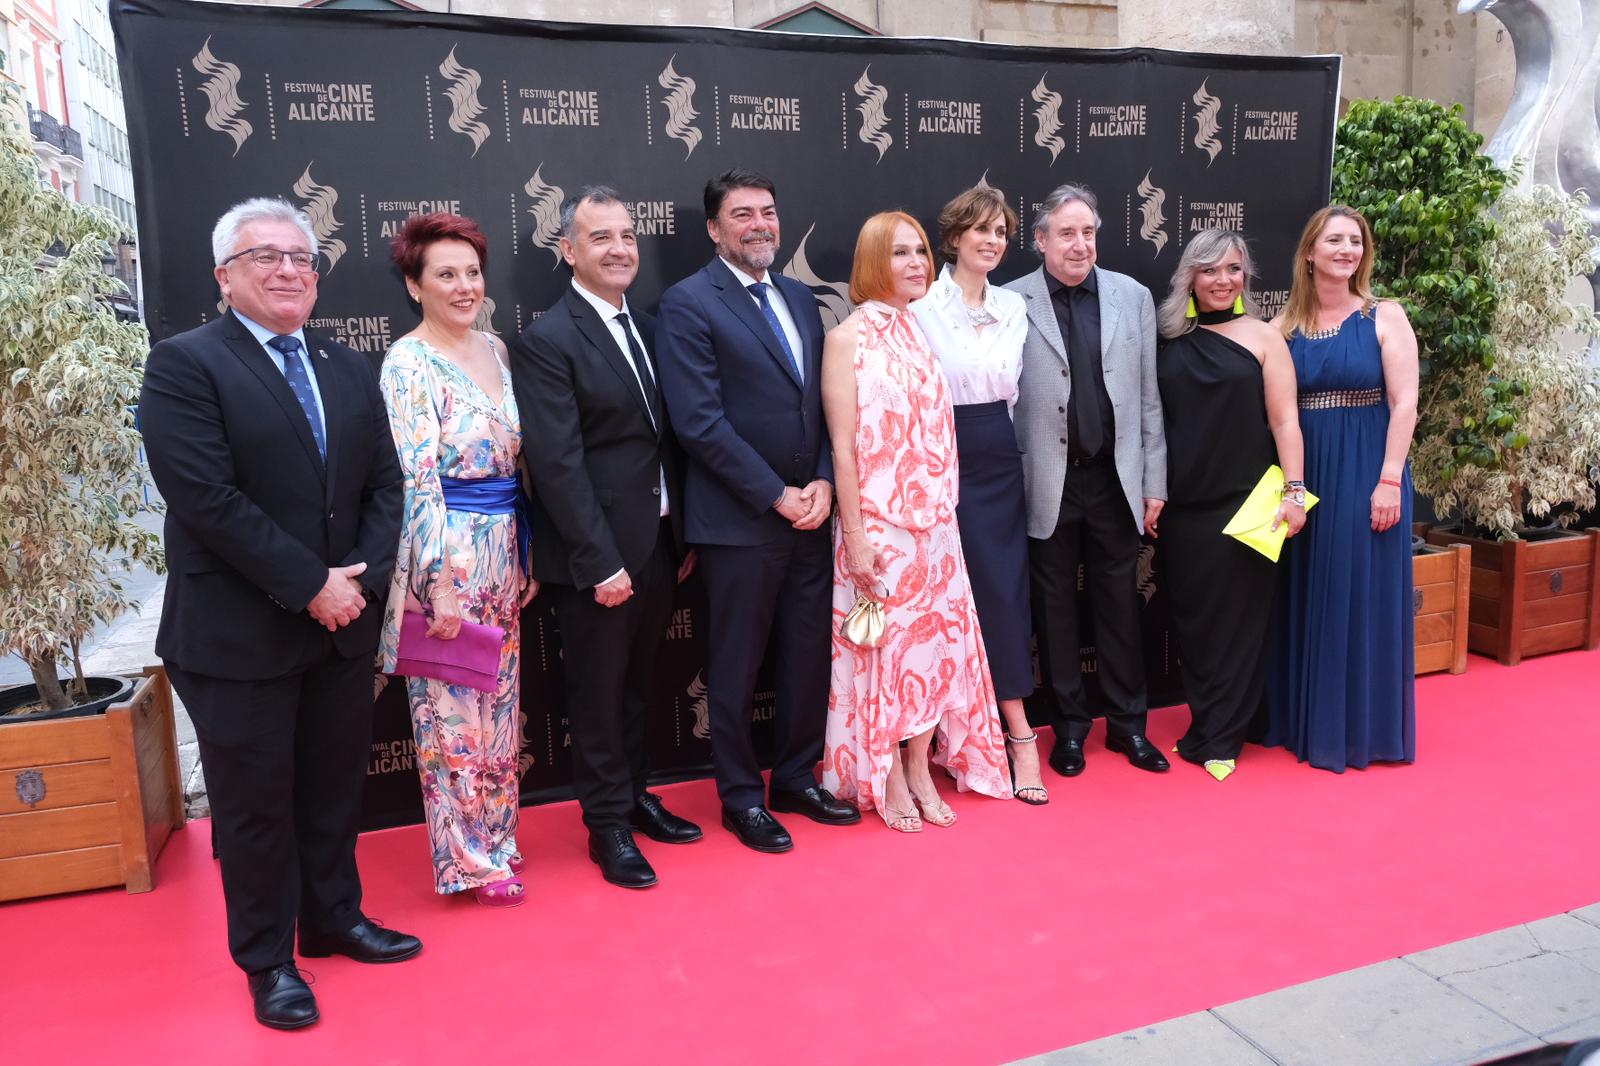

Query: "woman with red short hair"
<box><xmin>378</xmin><ymin>212</ymin><xmax>537</xmax><ymax>905</ymax></box>
<box><xmin>819</xmin><ymin>210</ymin><xmax>1012</xmax><ymax>832</ymax></box>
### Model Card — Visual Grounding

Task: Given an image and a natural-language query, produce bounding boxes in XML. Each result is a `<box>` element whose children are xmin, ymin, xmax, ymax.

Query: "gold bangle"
<box><xmin>841</xmin><ymin>523</ymin><xmax>861</xmax><ymax>534</ymax></box>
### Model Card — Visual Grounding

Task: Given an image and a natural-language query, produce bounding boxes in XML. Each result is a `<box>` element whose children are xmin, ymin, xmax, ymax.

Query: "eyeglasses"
<box><xmin>221</xmin><ymin>247</ymin><xmax>318</xmax><ymax>272</ymax></box>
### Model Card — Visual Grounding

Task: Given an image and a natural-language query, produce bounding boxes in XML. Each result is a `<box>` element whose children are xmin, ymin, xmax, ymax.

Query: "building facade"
<box><xmin>248</xmin><ymin>0</ymin><xmax>1515</xmax><ymax>140</ymax></box>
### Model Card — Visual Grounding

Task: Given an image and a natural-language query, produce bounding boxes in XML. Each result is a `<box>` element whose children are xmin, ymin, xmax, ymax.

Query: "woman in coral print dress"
<box><xmin>378</xmin><ymin>213</ymin><xmax>538</xmax><ymax>905</ymax></box>
<box><xmin>820</xmin><ymin>210</ymin><xmax>1012</xmax><ymax>832</ymax></box>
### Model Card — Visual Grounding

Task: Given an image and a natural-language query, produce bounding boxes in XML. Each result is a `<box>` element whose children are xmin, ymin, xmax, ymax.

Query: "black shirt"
<box><xmin>1046</xmin><ymin>267</ymin><xmax>1115</xmax><ymax>462</ymax></box>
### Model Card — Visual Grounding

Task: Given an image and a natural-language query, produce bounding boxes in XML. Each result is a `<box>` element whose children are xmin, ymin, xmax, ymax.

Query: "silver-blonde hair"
<box><xmin>211</xmin><ymin>198</ymin><xmax>318</xmax><ymax>266</ymax></box>
<box><xmin>1157</xmin><ymin>228</ymin><xmax>1259</xmax><ymax>339</ymax></box>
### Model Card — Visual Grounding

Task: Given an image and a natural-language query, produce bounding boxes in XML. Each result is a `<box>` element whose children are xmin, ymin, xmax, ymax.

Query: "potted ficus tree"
<box><xmin>1424</xmin><ymin>184</ymin><xmax>1600</xmax><ymax>664</ymax></box>
<box><xmin>0</xmin><ymin>85</ymin><xmax>183</xmax><ymax>901</ymax></box>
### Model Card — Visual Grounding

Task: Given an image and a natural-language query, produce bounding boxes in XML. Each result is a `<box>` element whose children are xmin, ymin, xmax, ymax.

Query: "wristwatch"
<box><xmin>1282</xmin><ymin>480</ymin><xmax>1307</xmax><ymax>508</ymax></box>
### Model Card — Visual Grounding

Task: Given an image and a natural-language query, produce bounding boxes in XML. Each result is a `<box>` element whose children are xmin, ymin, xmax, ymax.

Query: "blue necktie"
<box><xmin>267</xmin><ymin>334</ymin><xmax>326</xmax><ymax>460</ymax></box>
<box><xmin>748</xmin><ymin>282</ymin><xmax>802</xmax><ymax>383</ymax></box>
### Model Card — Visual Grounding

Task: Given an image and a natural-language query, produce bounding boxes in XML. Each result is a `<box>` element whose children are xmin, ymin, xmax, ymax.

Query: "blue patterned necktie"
<box><xmin>747</xmin><ymin>281</ymin><xmax>802</xmax><ymax>382</ymax></box>
<box><xmin>267</xmin><ymin>334</ymin><xmax>326</xmax><ymax>460</ymax></box>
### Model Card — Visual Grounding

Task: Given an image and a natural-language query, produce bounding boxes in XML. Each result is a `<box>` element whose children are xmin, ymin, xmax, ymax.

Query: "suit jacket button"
<box><xmin>328</xmin><ymin>511</ymin><xmax>335</xmax><ymax>519</ymax></box>
<box><xmin>651</xmin><ymin>487</ymin><xmax>661</xmax><ymax>495</ymax></box>
<box><xmin>1060</xmin><ymin>369</ymin><xmax>1067</xmax><ymax>377</ymax></box>
<box><xmin>1059</xmin><ymin>437</ymin><xmax>1067</xmax><ymax>445</ymax></box>
<box><xmin>1058</xmin><ymin>406</ymin><xmax>1065</xmax><ymax>413</ymax></box>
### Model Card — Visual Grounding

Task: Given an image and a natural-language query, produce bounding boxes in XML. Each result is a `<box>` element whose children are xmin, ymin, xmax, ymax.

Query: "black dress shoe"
<box><xmin>588</xmin><ymin>827</ymin><xmax>658</xmax><ymax>888</ymax></box>
<box><xmin>630</xmin><ymin>791</ymin><xmax>704</xmax><ymax>844</ymax></box>
<box><xmin>299</xmin><ymin>918</ymin><xmax>422</xmax><ymax>964</ymax></box>
<box><xmin>1106</xmin><ymin>732</ymin><xmax>1172</xmax><ymax>773</ymax></box>
<box><xmin>1048</xmin><ymin>738</ymin><xmax>1086</xmax><ymax>777</ymax></box>
<box><xmin>247</xmin><ymin>964</ymin><xmax>319</xmax><ymax>1031</ymax></box>
<box><xmin>721</xmin><ymin>806</ymin><xmax>794</xmax><ymax>853</ymax></box>
<box><xmin>770</xmin><ymin>785</ymin><xmax>862</xmax><ymax>825</ymax></box>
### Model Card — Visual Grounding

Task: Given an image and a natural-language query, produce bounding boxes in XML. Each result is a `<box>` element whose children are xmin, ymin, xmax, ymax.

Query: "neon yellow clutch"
<box><xmin>1222</xmin><ymin>465</ymin><xmax>1318</xmax><ymax>562</ymax></box>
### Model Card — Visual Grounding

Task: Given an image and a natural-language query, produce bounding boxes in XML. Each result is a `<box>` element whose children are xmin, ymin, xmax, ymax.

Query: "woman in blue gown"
<box><xmin>1263</xmin><ymin>206</ymin><xmax>1419</xmax><ymax>771</ymax></box>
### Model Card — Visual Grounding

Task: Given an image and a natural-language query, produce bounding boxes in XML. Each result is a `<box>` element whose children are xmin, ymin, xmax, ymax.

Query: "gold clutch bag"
<box><xmin>839</xmin><ymin>586</ymin><xmax>887</xmax><ymax>648</ymax></box>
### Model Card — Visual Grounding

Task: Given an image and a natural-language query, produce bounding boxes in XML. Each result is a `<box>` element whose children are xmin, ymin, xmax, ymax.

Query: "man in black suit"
<box><xmin>139</xmin><ymin>198</ymin><xmax>420</xmax><ymax>1030</ymax></box>
<box><xmin>656</xmin><ymin>169</ymin><xmax>860</xmax><ymax>853</ymax></box>
<box><xmin>510</xmin><ymin>187</ymin><xmax>701</xmax><ymax>890</ymax></box>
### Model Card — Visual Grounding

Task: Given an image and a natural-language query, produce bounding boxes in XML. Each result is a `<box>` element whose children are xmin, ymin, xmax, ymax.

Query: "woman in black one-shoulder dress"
<box><xmin>1154</xmin><ymin>229</ymin><xmax>1306</xmax><ymax>780</ymax></box>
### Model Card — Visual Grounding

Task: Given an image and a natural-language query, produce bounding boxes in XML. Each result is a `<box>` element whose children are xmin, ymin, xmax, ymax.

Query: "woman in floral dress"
<box><xmin>378</xmin><ymin>213</ymin><xmax>537</xmax><ymax>905</ymax></box>
<box><xmin>819</xmin><ymin>211</ymin><xmax>1012</xmax><ymax>832</ymax></box>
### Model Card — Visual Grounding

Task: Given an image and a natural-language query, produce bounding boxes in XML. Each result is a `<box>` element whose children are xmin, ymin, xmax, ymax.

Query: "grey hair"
<box><xmin>559</xmin><ymin>185</ymin><xmax>630</xmax><ymax>242</ymax></box>
<box><xmin>1156</xmin><ymin>228</ymin><xmax>1259</xmax><ymax>339</ymax></box>
<box><xmin>211</xmin><ymin>197</ymin><xmax>317</xmax><ymax>266</ymax></box>
<box><xmin>1031</xmin><ymin>183</ymin><xmax>1101</xmax><ymax>257</ymax></box>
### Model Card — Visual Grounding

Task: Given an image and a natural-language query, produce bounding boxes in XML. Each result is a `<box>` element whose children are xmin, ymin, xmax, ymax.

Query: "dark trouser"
<box><xmin>1028</xmin><ymin>459</ymin><xmax>1149</xmax><ymax>742</ymax></box>
<box><xmin>550</xmin><ymin>522</ymin><xmax>675</xmax><ymax>832</ymax></box>
<box><xmin>697</xmin><ymin>525</ymin><xmax>832</xmax><ymax>811</ymax></box>
<box><xmin>166</xmin><ymin>647</ymin><xmax>372</xmax><ymax>976</ymax></box>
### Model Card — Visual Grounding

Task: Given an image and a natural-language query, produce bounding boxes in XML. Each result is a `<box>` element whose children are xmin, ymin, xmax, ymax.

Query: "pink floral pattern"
<box><xmin>821</xmin><ymin>302</ymin><xmax>1012</xmax><ymax>823</ymax></box>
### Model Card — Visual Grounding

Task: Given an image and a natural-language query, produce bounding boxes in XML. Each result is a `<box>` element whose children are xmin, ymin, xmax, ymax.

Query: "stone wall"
<box><xmin>228</xmin><ymin>0</ymin><xmax>1515</xmax><ymax>137</ymax></box>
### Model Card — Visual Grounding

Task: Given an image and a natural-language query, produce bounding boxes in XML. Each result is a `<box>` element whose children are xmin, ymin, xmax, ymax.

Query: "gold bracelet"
<box><xmin>841</xmin><ymin>523</ymin><xmax>861</xmax><ymax>534</ymax></box>
<box><xmin>429</xmin><ymin>587</ymin><xmax>456</xmax><ymax>601</ymax></box>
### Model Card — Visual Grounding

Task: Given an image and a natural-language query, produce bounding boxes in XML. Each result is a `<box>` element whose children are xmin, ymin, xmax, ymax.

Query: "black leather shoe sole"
<box><xmin>769</xmin><ymin>796</ymin><xmax>862</xmax><ymax>825</ymax></box>
<box><xmin>721</xmin><ymin>811</ymin><xmax>794</xmax><ymax>853</ymax></box>
<box><xmin>630</xmin><ymin>818</ymin><xmax>704</xmax><ymax>845</ymax></box>
<box><xmin>298</xmin><ymin>939</ymin><xmax>421</xmax><ymax>964</ymax></box>
<box><xmin>587</xmin><ymin>842</ymin><xmax>659</xmax><ymax>889</ymax></box>
<box><xmin>255</xmin><ymin>1005</ymin><xmax>320</xmax><ymax>1031</ymax></box>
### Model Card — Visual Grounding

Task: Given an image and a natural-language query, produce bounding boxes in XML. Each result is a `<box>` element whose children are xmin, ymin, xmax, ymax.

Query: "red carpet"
<box><xmin>3</xmin><ymin>649</ymin><xmax>1597</xmax><ymax>1066</ymax></box>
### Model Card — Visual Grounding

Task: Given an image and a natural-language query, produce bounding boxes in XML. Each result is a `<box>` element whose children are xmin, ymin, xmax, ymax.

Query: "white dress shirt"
<box><xmin>719</xmin><ymin>256</ymin><xmax>805</xmax><ymax>380</ymax></box>
<box><xmin>233</xmin><ymin>310</ymin><xmax>327</xmax><ymax>437</ymax></box>
<box><xmin>910</xmin><ymin>266</ymin><xmax>1028</xmax><ymax>409</ymax></box>
<box><xmin>570</xmin><ymin>280</ymin><xmax>670</xmax><ymax>587</ymax></box>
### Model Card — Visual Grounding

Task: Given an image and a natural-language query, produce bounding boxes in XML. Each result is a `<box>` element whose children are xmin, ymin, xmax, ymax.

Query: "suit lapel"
<box><xmin>1019</xmin><ymin>268</ymin><xmax>1068</xmax><ymax>365</ymax></box>
<box><xmin>568</xmin><ymin>289</ymin><xmax>660</xmax><ymax>438</ymax></box>
<box><xmin>221</xmin><ymin>313</ymin><xmax>326</xmax><ymax>482</ymax></box>
<box><xmin>709</xmin><ymin>259</ymin><xmax>803</xmax><ymax>390</ymax></box>
<box><xmin>1096</xmin><ymin>267</ymin><xmax>1124</xmax><ymax>369</ymax></box>
<box><xmin>772</xmin><ymin>273</ymin><xmax>822</xmax><ymax>385</ymax></box>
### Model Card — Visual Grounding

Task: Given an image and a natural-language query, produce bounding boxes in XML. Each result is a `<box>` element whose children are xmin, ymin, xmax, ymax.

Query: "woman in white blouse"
<box><xmin>911</xmin><ymin>185</ymin><xmax>1045</xmax><ymax>805</ymax></box>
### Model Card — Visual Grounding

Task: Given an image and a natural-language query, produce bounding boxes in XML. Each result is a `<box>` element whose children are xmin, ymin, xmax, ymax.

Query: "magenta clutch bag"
<box><xmin>392</xmin><ymin>610</ymin><xmax>505</xmax><ymax>692</ymax></box>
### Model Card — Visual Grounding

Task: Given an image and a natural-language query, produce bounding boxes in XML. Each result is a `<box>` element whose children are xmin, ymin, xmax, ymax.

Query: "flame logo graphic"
<box><xmin>1137</xmin><ymin>544</ymin><xmax>1157</xmax><ymax>603</ymax></box>
<box><xmin>780</xmin><ymin>224</ymin><xmax>853</xmax><ymax>330</ymax></box>
<box><xmin>1192</xmin><ymin>79</ymin><xmax>1223</xmax><ymax>166</ymax></box>
<box><xmin>1031</xmin><ymin>75</ymin><xmax>1066</xmax><ymax>165</ymax></box>
<box><xmin>657</xmin><ymin>55</ymin><xmax>703</xmax><ymax>160</ymax></box>
<box><xmin>1135</xmin><ymin>170</ymin><xmax>1169</xmax><ymax>257</ymax></box>
<box><xmin>686</xmin><ymin>671</ymin><xmax>710</xmax><ymax>740</ymax></box>
<box><xmin>473</xmin><ymin>296</ymin><xmax>498</xmax><ymax>334</ymax></box>
<box><xmin>524</xmin><ymin>164</ymin><xmax>566</xmax><ymax>267</ymax></box>
<box><xmin>291</xmin><ymin>162</ymin><xmax>345</xmax><ymax>273</ymax></box>
<box><xmin>853</xmin><ymin>66</ymin><xmax>893</xmax><ymax>163</ymax></box>
<box><xmin>191</xmin><ymin>37</ymin><xmax>252</xmax><ymax>156</ymax></box>
<box><xmin>439</xmin><ymin>45</ymin><xmax>491</xmax><ymax>157</ymax></box>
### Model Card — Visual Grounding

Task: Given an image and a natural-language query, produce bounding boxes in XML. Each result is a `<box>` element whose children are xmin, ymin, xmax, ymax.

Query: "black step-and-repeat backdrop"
<box><xmin>113</xmin><ymin>0</ymin><xmax>1339</xmax><ymax>829</ymax></box>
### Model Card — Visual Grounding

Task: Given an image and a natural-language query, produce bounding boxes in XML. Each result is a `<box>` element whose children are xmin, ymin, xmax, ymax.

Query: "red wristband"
<box><xmin>1378</xmin><ymin>477</ymin><xmax>1401</xmax><ymax>488</ymax></box>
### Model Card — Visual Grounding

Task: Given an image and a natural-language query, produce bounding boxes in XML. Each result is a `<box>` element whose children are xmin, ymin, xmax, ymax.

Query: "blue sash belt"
<box><xmin>439</xmin><ymin>475</ymin><xmax>531</xmax><ymax>577</ymax></box>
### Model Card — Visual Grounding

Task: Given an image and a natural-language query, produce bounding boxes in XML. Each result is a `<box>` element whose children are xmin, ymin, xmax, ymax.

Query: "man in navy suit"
<box><xmin>656</xmin><ymin>169</ymin><xmax>860</xmax><ymax>852</ymax></box>
<box><xmin>139</xmin><ymin>198</ymin><xmax>419</xmax><ymax>1031</ymax></box>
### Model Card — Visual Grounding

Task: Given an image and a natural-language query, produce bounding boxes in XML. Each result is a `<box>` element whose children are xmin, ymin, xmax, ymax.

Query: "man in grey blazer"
<box><xmin>1008</xmin><ymin>183</ymin><xmax>1170</xmax><ymax>778</ymax></box>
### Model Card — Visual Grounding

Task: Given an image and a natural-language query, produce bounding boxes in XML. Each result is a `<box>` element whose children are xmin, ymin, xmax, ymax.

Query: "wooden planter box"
<box><xmin>1425</xmin><ymin>527</ymin><xmax>1600</xmax><ymax>666</ymax></box>
<box><xmin>1413</xmin><ymin>542</ymin><xmax>1471</xmax><ymax>676</ymax></box>
<box><xmin>0</xmin><ymin>666</ymin><xmax>185</xmax><ymax>902</ymax></box>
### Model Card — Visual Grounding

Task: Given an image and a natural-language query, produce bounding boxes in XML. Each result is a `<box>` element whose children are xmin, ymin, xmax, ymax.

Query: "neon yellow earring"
<box><xmin>1185</xmin><ymin>295</ymin><xmax>1198</xmax><ymax>319</ymax></box>
<box><xmin>1233</xmin><ymin>294</ymin><xmax>1245</xmax><ymax>316</ymax></box>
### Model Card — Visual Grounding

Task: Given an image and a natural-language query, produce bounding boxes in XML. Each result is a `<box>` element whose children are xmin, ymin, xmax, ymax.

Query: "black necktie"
<box><xmin>1062</xmin><ymin>287</ymin><xmax>1104</xmax><ymax>459</ymax></box>
<box><xmin>614</xmin><ymin>312</ymin><xmax>659</xmax><ymax>429</ymax></box>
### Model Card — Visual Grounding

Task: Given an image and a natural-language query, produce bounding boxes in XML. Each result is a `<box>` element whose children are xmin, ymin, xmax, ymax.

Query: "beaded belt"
<box><xmin>1298</xmin><ymin>388</ymin><xmax>1383</xmax><ymax>410</ymax></box>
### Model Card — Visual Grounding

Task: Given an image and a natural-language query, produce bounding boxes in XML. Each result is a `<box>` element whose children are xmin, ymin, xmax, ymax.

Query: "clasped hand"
<box><xmin>775</xmin><ymin>480</ymin><xmax>832</xmax><ymax>530</ymax></box>
<box><xmin>307</xmin><ymin>562</ymin><xmax>368</xmax><ymax>632</ymax></box>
